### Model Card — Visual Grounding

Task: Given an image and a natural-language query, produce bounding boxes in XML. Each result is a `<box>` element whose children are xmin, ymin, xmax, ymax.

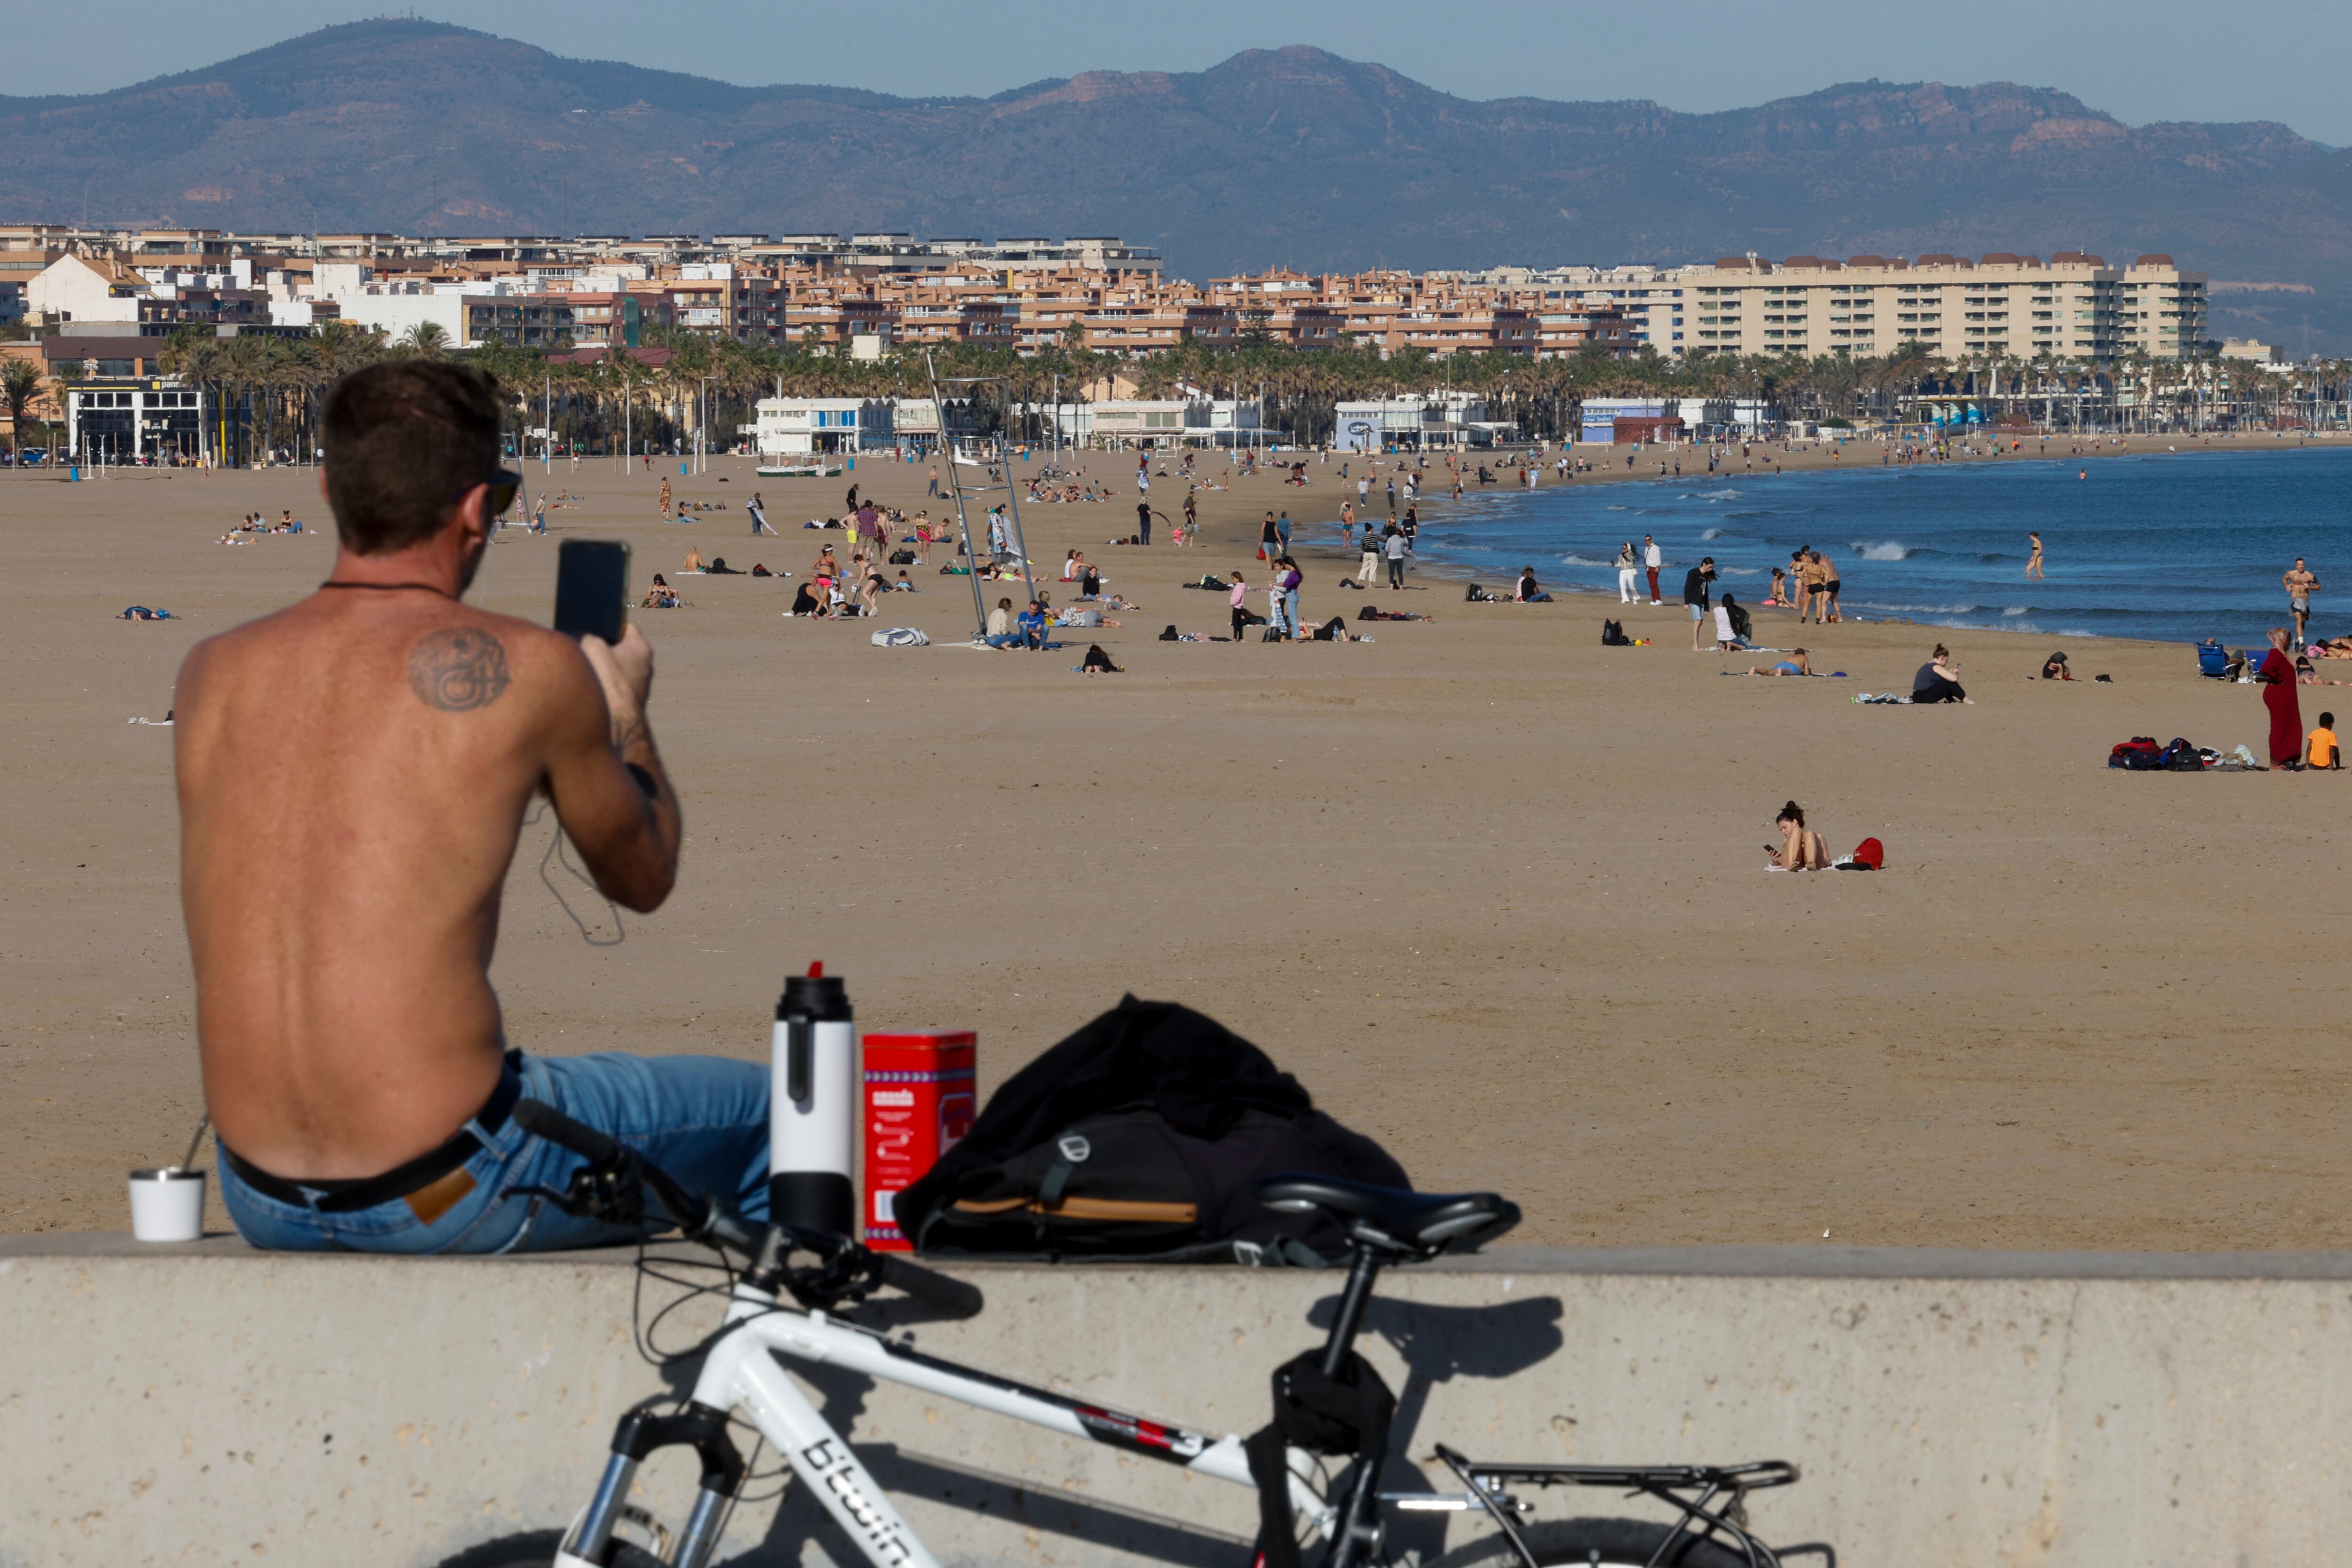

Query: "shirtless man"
<box><xmin>2285</xmin><ymin>558</ymin><xmax>2320</xmax><ymax>645</ymax></box>
<box><xmin>175</xmin><ymin>362</ymin><xmax>766</xmax><ymax>1253</ymax></box>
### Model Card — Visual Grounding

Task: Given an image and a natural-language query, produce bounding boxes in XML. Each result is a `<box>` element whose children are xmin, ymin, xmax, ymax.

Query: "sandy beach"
<box><xmin>7</xmin><ymin>435</ymin><xmax>2350</xmax><ymax>1252</ymax></box>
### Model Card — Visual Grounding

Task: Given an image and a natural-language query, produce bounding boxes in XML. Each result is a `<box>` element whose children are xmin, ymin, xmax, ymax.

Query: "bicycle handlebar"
<box><xmin>515</xmin><ymin>1098</ymin><xmax>985</xmax><ymax>1318</ymax></box>
<box><xmin>514</xmin><ymin>1097</ymin><xmax>711</xmax><ymax>1236</ymax></box>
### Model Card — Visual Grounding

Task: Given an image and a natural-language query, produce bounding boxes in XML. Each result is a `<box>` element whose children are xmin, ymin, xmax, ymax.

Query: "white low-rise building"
<box><xmin>27</xmin><ymin>254</ymin><xmax>149</xmax><ymax>325</ymax></box>
<box><xmin>1336</xmin><ymin>394</ymin><xmax>1491</xmax><ymax>450</ymax></box>
<box><xmin>755</xmin><ymin>397</ymin><xmax>894</xmax><ymax>454</ymax></box>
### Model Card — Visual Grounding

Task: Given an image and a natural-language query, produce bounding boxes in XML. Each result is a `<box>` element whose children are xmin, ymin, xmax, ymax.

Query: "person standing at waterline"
<box><xmin>1616</xmin><ymin>542</ymin><xmax>1639</xmax><ymax>603</ymax></box>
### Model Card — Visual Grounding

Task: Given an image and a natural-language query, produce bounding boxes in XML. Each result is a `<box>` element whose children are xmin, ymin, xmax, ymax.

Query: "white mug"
<box><xmin>128</xmin><ymin>1168</ymin><xmax>206</xmax><ymax>1242</ymax></box>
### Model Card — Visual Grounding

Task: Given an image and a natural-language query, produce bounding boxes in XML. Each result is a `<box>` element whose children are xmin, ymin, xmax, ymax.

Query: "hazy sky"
<box><xmin>8</xmin><ymin>0</ymin><xmax>2349</xmax><ymax>146</ymax></box>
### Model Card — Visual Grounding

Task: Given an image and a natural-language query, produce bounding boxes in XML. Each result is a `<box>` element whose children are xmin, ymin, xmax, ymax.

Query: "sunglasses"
<box><xmin>459</xmin><ymin>471</ymin><xmax>524</xmax><ymax>517</ymax></box>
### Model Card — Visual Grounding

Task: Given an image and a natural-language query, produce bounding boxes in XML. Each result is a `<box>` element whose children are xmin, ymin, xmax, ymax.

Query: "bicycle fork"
<box><xmin>560</xmin><ymin>1331</ymin><xmax>940</xmax><ymax>1568</ymax></box>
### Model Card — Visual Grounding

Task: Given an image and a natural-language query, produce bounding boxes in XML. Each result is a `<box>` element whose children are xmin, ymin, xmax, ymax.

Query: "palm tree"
<box><xmin>2</xmin><ymin>357</ymin><xmax>44</xmax><ymax>472</ymax></box>
<box><xmin>400</xmin><ymin>321</ymin><xmax>450</xmax><ymax>359</ymax></box>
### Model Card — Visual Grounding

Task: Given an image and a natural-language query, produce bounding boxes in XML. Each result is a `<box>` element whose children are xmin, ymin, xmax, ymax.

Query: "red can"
<box><xmin>861</xmin><ymin>1030</ymin><xmax>977</xmax><ymax>1251</ymax></box>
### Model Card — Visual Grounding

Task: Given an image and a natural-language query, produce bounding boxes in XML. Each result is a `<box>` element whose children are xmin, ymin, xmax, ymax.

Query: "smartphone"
<box><xmin>553</xmin><ymin>539</ymin><xmax>630</xmax><ymax>645</ymax></box>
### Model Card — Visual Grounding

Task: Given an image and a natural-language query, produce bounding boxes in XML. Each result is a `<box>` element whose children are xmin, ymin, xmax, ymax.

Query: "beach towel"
<box><xmin>870</xmin><ymin>628</ymin><xmax>930</xmax><ymax>648</ymax></box>
<box><xmin>1853</xmin><ymin>692</ymin><xmax>1910</xmax><ymax>704</ymax></box>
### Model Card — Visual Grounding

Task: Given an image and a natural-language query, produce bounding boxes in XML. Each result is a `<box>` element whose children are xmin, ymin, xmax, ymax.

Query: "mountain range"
<box><xmin>3</xmin><ymin>20</ymin><xmax>2347</xmax><ymax>351</ymax></box>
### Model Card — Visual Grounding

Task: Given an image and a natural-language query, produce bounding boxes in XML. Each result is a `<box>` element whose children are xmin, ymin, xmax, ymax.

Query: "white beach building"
<box><xmin>755</xmin><ymin>397</ymin><xmax>895</xmax><ymax>455</ymax></box>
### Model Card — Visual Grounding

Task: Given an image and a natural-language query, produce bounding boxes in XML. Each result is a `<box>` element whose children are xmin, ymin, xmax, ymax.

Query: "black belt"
<box><xmin>222</xmin><ymin>1053</ymin><xmax>523</xmax><ymax>1214</ymax></box>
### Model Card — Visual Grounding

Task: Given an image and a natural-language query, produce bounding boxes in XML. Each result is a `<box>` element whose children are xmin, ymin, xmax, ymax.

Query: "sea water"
<box><xmin>1414</xmin><ymin>445</ymin><xmax>2352</xmax><ymax>648</ymax></box>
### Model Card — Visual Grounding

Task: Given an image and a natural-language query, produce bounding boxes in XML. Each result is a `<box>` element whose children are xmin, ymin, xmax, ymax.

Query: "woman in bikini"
<box><xmin>1768</xmin><ymin>801</ymin><xmax>1830</xmax><ymax>871</ymax></box>
<box><xmin>2026</xmin><ymin>532</ymin><xmax>2045</xmax><ymax>580</ymax></box>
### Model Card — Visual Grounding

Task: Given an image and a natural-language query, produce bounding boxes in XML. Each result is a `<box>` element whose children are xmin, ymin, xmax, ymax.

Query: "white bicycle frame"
<box><xmin>556</xmin><ymin>1279</ymin><xmax>1335</xmax><ymax>1568</ymax></box>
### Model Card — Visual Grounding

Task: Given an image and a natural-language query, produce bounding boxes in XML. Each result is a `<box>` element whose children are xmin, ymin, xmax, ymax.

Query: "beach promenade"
<box><xmin>6</xmin><ymin>439</ymin><xmax>2348</xmax><ymax>1253</ymax></box>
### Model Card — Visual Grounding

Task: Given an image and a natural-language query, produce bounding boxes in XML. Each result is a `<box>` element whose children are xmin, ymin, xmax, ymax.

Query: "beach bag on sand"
<box><xmin>1160</xmin><ymin>624</ymin><xmax>1180</xmax><ymax>641</ymax></box>
<box><xmin>2109</xmin><ymin>737</ymin><xmax>2161</xmax><ymax>770</ymax></box>
<box><xmin>870</xmin><ymin>627</ymin><xmax>930</xmax><ymax>647</ymax></box>
<box><xmin>1839</xmin><ymin>837</ymin><xmax>1884</xmax><ymax>870</ymax></box>
<box><xmin>894</xmin><ymin>997</ymin><xmax>1408</xmax><ymax>1265</ymax></box>
<box><xmin>889</xmin><ymin>549</ymin><xmax>916</xmax><ymax>565</ymax></box>
<box><xmin>1602</xmin><ymin>619</ymin><xmax>1632</xmax><ymax>646</ymax></box>
<box><xmin>2160</xmin><ymin>737</ymin><xmax>2204</xmax><ymax>772</ymax></box>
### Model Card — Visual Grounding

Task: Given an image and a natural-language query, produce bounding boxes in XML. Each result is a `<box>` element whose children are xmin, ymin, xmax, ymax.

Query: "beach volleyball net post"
<box><xmin>923</xmin><ymin>353</ymin><xmax>1038</xmax><ymax>640</ymax></box>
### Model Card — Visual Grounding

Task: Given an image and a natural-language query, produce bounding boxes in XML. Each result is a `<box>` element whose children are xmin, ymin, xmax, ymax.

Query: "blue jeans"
<box><xmin>217</xmin><ymin>1051</ymin><xmax>769</xmax><ymax>1253</ymax></box>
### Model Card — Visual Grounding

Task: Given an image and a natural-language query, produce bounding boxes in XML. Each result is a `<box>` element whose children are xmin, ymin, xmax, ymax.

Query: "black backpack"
<box><xmin>1159</xmin><ymin>624</ymin><xmax>1179</xmax><ymax>641</ymax></box>
<box><xmin>1602</xmin><ymin>619</ymin><xmax>1632</xmax><ymax>646</ymax></box>
<box><xmin>893</xmin><ymin>997</ymin><xmax>1409</xmax><ymax>1264</ymax></box>
<box><xmin>889</xmin><ymin>549</ymin><xmax>916</xmax><ymax>565</ymax></box>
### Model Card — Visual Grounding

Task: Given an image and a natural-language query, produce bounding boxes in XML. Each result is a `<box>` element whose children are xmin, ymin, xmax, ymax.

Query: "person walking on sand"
<box><xmin>1643</xmin><ymin>535</ymin><xmax>1663</xmax><ymax>605</ymax></box>
<box><xmin>1616</xmin><ymin>542</ymin><xmax>1639</xmax><ymax>603</ymax></box>
<box><xmin>1228</xmin><ymin>571</ymin><xmax>1251</xmax><ymax>641</ymax></box>
<box><xmin>2026</xmin><ymin>531</ymin><xmax>2045</xmax><ymax>580</ymax></box>
<box><xmin>1684</xmin><ymin>557</ymin><xmax>1717</xmax><ymax>651</ymax></box>
<box><xmin>658</xmin><ymin>476</ymin><xmax>672</xmax><ymax>518</ymax></box>
<box><xmin>1358</xmin><ymin>525</ymin><xmax>1382</xmax><ymax>585</ymax></box>
<box><xmin>2285</xmin><ymin>558</ymin><xmax>2320</xmax><ymax>645</ymax></box>
<box><xmin>748</xmin><ymin>492</ymin><xmax>776</xmax><ymax>536</ymax></box>
<box><xmin>2259</xmin><ymin>627</ymin><xmax>2304</xmax><ymax>767</ymax></box>
<box><xmin>927</xmin><ymin>463</ymin><xmax>940</xmax><ymax>499</ymax></box>
<box><xmin>1385</xmin><ymin>524</ymin><xmax>1408</xmax><ymax>589</ymax></box>
<box><xmin>1183</xmin><ymin>486</ymin><xmax>1198</xmax><ymax>543</ymax></box>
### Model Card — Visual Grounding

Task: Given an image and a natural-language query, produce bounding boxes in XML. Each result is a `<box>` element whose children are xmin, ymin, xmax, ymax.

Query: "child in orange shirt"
<box><xmin>2306</xmin><ymin>712</ymin><xmax>2340</xmax><ymax>770</ymax></box>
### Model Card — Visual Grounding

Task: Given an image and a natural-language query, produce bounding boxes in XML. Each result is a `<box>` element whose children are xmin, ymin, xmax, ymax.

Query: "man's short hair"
<box><xmin>322</xmin><ymin>361</ymin><xmax>501</xmax><ymax>555</ymax></box>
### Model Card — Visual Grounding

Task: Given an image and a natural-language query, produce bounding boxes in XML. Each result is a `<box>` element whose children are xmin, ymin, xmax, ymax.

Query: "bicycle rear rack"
<box><xmin>1431</xmin><ymin>1444</ymin><xmax>1834</xmax><ymax>1568</ymax></box>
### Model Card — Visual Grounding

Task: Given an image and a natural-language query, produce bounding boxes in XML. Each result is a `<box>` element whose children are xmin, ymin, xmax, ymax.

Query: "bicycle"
<box><xmin>444</xmin><ymin>1099</ymin><xmax>1833</xmax><ymax>1568</ymax></box>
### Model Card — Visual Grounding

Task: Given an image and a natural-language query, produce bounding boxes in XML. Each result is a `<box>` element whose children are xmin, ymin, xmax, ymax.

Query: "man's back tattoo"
<box><xmin>407</xmin><ymin>627</ymin><xmax>511</xmax><ymax>711</ymax></box>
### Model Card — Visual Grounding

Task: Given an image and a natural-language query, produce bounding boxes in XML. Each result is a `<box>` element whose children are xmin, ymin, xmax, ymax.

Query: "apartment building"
<box><xmin>1444</xmin><ymin>264</ymin><xmax>1687</xmax><ymax>356</ymax></box>
<box><xmin>1680</xmin><ymin>252</ymin><xmax>2207</xmax><ymax>362</ymax></box>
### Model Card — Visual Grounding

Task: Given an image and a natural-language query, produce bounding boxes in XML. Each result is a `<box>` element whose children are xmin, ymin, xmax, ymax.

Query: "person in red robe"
<box><xmin>2259</xmin><ymin>627</ymin><xmax>2304</xmax><ymax>767</ymax></box>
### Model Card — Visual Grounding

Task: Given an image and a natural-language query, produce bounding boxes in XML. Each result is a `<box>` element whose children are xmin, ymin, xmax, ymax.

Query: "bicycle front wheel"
<box><xmin>428</xmin><ymin>1530</ymin><xmax>667</xmax><ymax>1568</ymax></box>
<box><xmin>1435</xmin><ymin>1517</ymin><xmax>1758</xmax><ymax>1568</ymax></box>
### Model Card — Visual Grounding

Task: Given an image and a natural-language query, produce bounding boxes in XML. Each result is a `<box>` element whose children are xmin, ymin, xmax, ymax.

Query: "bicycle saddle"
<box><xmin>1255</xmin><ymin>1174</ymin><xmax>1520</xmax><ymax>1255</ymax></box>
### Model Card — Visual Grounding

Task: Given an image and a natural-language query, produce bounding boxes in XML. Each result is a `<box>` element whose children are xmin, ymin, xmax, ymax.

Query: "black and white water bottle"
<box><xmin>771</xmin><ymin>963</ymin><xmax>856</xmax><ymax>1237</ymax></box>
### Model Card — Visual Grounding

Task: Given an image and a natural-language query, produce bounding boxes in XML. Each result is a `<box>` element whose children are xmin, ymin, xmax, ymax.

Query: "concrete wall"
<box><xmin>5</xmin><ymin>1235</ymin><xmax>2351</xmax><ymax>1567</ymax></box>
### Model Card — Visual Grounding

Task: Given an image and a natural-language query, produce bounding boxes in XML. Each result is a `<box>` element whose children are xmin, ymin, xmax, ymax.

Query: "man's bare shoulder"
<box><xmin>394</xmin><ymin>605</ymin><xmax>596</xmax><ymax>721</ymax></box>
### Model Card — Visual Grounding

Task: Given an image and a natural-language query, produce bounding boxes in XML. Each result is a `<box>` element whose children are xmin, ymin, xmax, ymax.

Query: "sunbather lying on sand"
<box><xmin>1745</xmin><ymin>649</ymin><xmax>1813</xmax><ymax>676</ymax></box>
<box><xmin>1767</xmin><ymin>800</ymin><xmax>1830</xmax><ymax>870</ymax></box>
